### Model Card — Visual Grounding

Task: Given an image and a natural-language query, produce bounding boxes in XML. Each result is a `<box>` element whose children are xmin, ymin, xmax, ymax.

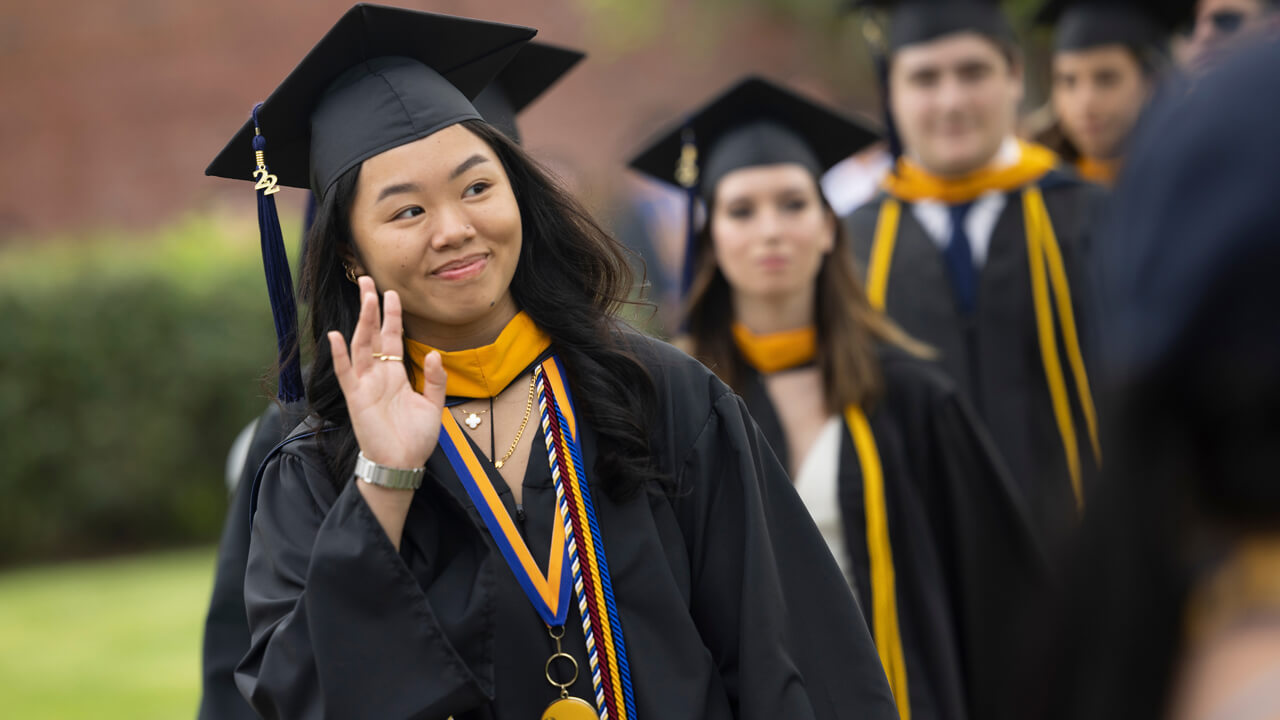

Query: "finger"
<box><xmin>328</xmin><ymin>331</ymin><xmax>353</xmax><ymax>394</ymax></box>
<box><xmin>379</xmin><ymin>289</ymin><xmax>404</xmax><ymax>361</ymax></box>
<box><xmin>350</xmin><ymin>281</ymin><xmax>379</xmax><ymax>375</ymax></box>
<box><xmin>420</xmin><ymin>350</ymin><xmax>448</xmax><ymax>409</ymax></box>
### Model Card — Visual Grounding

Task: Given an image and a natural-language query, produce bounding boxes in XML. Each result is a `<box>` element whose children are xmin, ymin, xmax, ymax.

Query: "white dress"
<box><xmin>791</xmin><ymin>416</ymin><xmax>855</xmax><ymax>593</ymax></box>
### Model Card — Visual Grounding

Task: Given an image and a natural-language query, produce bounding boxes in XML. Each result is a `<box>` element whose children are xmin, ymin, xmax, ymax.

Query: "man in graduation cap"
<box><xmin>846</xmin><ymin>0</ymin><xmax>1107</xmax><ymax>554</ymax></box>
<box><xmin>196</xmin><ymin>38</ymin><xmax>584</xmax><ymax>720</ymax></box>
<box><xmin>1035</xmin><ymin>0</ymin><xmax>1194</xmax><ymax>186</ymax></box>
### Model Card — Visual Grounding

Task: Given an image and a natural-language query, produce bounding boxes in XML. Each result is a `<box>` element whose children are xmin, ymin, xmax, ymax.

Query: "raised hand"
<box><xmin>328</xmin><ymin>276</ymin><xmax>447</xmax><ymax>472</ymax></box>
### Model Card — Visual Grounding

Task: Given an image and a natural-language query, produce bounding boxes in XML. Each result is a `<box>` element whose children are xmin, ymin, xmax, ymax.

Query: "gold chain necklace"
<box><xmin>495</xmin><ymin>374</ymin><xmax>537</xmax><ymax>469</ymax></box>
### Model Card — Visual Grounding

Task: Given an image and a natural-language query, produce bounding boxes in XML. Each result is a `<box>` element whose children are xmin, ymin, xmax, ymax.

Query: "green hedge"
<box><xmin>0</xmin><ymin>216</ymin><xmax>298</xmax><ymax>565</ymax></box>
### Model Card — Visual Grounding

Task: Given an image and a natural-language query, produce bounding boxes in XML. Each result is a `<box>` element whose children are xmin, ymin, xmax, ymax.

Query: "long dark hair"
<box><xmin>683</xmin><ymin>178</ymin><xmax>929</xmax><ymax>414</ymax></box>
<box><xmin>297</xmin><ymin>119</ymin><xmax>662</xmax><ymax>500</ymax></box>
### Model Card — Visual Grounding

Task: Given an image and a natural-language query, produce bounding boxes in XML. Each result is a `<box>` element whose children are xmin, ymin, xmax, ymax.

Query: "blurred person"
<box><xmin>1034</xmin><ymin>0</ymin><xmax>1195</xmax><ymax>186</ymax></box>
<box><xmin>631</xmin><ymin>75</ymin><xmax>1048</xmax><ymax>720</ymax></box>
<box><xmin>203</xmin><ymin>6</ymin><xmax>901</xmax><ymax>718</ymax></box>
<box><xmin>823</xmin><ymin>142</ymin><xmax>896</xmax><ymax>216</ymax></box>
<box><xmin>1183</xmin><ymin>0</ymin><xmax>1280</xmax><ymax>70</ymax></box>
<box><xmin>846</xmin><ymin>0</ymin><xmax>1108</xmax><ymax>555</ymax></box>
<box><xmin>196</xmin><ymin>39</ymin><xmax>584</xmax><ymax>720</ymax></box>
<box><xmin>1003</xmin><ymin>36</ymin><xmax>1280</xmax><ymax>720</ymax></box>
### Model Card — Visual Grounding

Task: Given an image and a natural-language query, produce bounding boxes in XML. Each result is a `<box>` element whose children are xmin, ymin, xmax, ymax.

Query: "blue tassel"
<box><xmin>251</xmin><ymin>103</ymin><xmax>305</xmax><ymax>403</ymax></box>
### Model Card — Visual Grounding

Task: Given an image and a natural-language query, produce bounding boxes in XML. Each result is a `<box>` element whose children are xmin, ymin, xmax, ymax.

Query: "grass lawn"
<box><xmin>0</xmin><ymin>547</ymin><xmax>215</xmax><ymax>719</ymax></box>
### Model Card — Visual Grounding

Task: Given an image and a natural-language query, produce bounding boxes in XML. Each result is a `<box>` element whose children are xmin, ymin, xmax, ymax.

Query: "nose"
<box><xmin>757</xmin><ymin>206</ymin><xmax>783</xmax><ymax>245</ymax></box>
<box><xmin>430</xmin><ymin>205</ymin><xmax>475</xmax><ymax>250</ymax></box>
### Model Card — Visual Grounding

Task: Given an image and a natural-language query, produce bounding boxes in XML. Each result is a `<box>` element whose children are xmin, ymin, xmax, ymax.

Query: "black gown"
<box><xmin>199</xmin><ymin>399</ymin><xmax>308</xmax><ymax>720</ymax></box>
<box><xmin>740</xmin><ymin>348</ymin><xmax>1048</xmax><ymax>720</ymax></box>
<box><xmin>847</xmin><ymin>172</ymin><xmax>1106</xmax><ymax>552</ymax></box>
<box><xmin>237</xmin><ymin>335</ymin><xmax>900</xmax><ymax>719</ymax></box>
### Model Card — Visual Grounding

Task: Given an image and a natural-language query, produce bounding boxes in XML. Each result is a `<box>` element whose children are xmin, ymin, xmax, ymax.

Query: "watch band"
<box><xmin>354</xmin><ymin>451</ymin><xmax>424</xmax><ymax>490</ymax></box>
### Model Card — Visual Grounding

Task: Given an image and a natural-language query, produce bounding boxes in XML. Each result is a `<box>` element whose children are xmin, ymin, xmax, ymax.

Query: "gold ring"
<box><xmin>373</xmin><ymin>353</ymin><xmax>403</xmax><ymax>362</ymax></box>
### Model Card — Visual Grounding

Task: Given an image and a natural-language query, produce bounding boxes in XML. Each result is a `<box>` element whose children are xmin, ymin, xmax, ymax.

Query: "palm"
<box><xmin>329</xmin><ymin>276</ymin><xmax>447</xmax><ymax>470</ymax></box>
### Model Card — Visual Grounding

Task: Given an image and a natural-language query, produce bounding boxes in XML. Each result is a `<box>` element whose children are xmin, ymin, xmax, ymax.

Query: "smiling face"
<box><xmin>1052</xmin><ymin>45</ymin><xmax>1150</xmax><ymax>160</ymax></box>
<box><xmin>889</xmin><ymin>32</ymin><xmax>1024</xmax><ymax>177</ymax></box>
<box><xmin>346</xmin><ymin>123</ymin><xmax>523</xmax><ymax>345</ymax></box>
<box><xmin>709</xmin><ymin>163</ymin><xmax>835</xmax><ymax>306</ymax></box>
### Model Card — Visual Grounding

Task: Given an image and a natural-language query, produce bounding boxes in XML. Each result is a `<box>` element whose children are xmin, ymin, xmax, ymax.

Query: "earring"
<box><xmin>344</xmin><ymin>264</ymin><xmax>359</xmax><ymax>283</ymax></box>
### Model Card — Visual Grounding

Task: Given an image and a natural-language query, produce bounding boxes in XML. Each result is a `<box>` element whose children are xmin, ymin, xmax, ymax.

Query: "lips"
<box><xmin>759</xmin><ymin>255</ymin><xmax>789</xmax><ymax>270</ymax></box>
<box><xmin>432</xmin><ymin>253</ymin><xmax>489</xmax><ymax>281</ymax></box>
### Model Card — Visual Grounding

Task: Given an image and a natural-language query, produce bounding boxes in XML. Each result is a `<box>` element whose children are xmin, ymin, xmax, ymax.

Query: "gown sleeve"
<box><xmin>673</xmin><ymin>391</ymin><xmax>900</xmax><ymax>720</ymax></box>
<box><xmin>913</xmin><ymin>388</ymin><xmax>1051</xmax><ymax>720</ymax></box>
<box><xmin>236</xmin><ymin>445</ymin><xmax>494</xmax><ymax>720</ymax></box>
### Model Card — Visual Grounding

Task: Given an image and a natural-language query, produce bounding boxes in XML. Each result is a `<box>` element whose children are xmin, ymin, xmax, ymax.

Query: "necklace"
<box><xmin>453</xmin><ymin>406</ymin><xmax>489</xmax><ymax>430</ymax></box>
<box><xmin>495</xmin><ymin>374</ymin><xmax>537</xmax><ymax>470</ymax></box>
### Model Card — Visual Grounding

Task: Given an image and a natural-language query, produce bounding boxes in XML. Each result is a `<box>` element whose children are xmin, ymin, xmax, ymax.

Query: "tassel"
<box><xmin>251</xmin><ymin>103</ymin><xmax>305</xmax><ymax>403</ymax></box>
<box><xmin>675</xmin><ymin>126</ymin><xmax>701</xmax><ymax>298</ymax></box>
<box><xmin>863</xmin><ymin>18</ymin><xmax>904</xmax><ymax>161</ymax></box>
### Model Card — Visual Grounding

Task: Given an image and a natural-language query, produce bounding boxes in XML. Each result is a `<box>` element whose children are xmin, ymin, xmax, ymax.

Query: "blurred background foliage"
<box><xmin>0</xmin><ymin>215</ymin><xmax>290</xmax><ymax>566</ymax></box>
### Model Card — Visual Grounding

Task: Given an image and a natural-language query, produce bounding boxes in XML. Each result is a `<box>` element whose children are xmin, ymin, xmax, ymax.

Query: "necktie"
<box><xmin>943</xmin><ymin>202</ymin><xmax>977</xmax><ymax>314</ymax></box>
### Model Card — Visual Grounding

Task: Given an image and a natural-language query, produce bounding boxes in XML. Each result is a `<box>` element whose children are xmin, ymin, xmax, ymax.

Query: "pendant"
<box><xmin>495</xmin><ymin>459</ymin><xmax>505</xmax><ymax>469</ymax></box>
<box><xmin>464</xmin><ymin>412</ymin><xmax>483</xmax><ymax>430</ymax></box>
<box><xmin>541</xmin><ymin>696</ymin><xmax>596</xmax><ymax>720</ymax></box>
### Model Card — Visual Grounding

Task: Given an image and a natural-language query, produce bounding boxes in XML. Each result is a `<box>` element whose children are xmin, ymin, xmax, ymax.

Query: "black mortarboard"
<box><xmin>628</xmin><ymin>76</ymin><xmax>880</xmax><ymax>294</ymax></box>
<box><xmin>203</xmin><ymin>4</ymin><xmax>536</xmax><ymax>403</ymax></box>
<box><xmin>471</xmin><ymin>42</ymin><xmax>584</xmax><ymax>144</ymax></box>
<box><xmin>205</xmin><ymin>4</ymin><xmax>535</xmax><ymax>197</ymax></box>
<box><xmin>1035</xmin><ymin>0</ymin><xmax>1195</xmax><ymax>54</ymax></box>
<box><xmin>851</xmin><ymin>0</ymin><xmax>1014</xmax><ymax>52</ymax></box>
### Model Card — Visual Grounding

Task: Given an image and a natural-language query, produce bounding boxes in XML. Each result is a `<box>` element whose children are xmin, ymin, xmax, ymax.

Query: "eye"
<box><xmin>393</xmin><ymin>206</ymin><xmax>424</xmax><ymax>221</ymax></box>
<box><xmin>463</xmin><ymin>181</ymin><xmax>491</xmax><ymax>198</ymax></box>
<box><xmin>781</xmin><ymin>197</ymin><xmax>809</xmax><ymax>213</ymax></box>
<box><xmin>726</xmin><ymin>204</ymin><xmax>754</xmax><ymax>219</ymax></box>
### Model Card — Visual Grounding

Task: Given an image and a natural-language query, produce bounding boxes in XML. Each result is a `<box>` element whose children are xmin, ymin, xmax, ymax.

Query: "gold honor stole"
<box><xmin>866</xmin><ymin>143</ymin><xmax>1100</xmax><ymax>510</ymax></box>
<box><xmin>733</xmin><ymin>329</ymin><xmax>911</xmax><ymax>718</ymax></box>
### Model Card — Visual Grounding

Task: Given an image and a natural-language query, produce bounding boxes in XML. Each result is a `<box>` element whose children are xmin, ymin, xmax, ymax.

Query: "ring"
<box><xmin>372</xmin><ymin>353</ymin><xmax>403</xmax><ymax>362</ymax></box>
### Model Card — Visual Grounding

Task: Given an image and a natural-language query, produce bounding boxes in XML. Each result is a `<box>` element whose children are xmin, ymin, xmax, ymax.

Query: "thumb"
<box><xmin>420</xmin><ymin>350</ymin><xmax>447</xmax><ymax>407</ymax></box>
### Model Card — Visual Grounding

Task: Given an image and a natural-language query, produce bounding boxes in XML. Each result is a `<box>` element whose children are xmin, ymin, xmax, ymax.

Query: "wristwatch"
<box><xmin>354</xmin><ymin>451</ymin><xmax>424</xmax><ymax>490</ymax></box>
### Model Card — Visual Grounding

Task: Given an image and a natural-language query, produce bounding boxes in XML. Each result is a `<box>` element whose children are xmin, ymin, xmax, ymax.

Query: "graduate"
<box><xmin>196</xmin><ymin>38</ymin><xmax>585</xmax><ymax>720</ymax></box>
<box><xmin>1033</xmin><ymin>0</ymin><xmax>1194</xmax><ymax>186</ymax></box>
<box><xmin>630</xmin><ymin>76</ymin><xmax>1048</xmax><ymax>720</ymax></box>
<box><xmin>1004</xmin><ymin>38</ymin><xmax>1280</xmax><ymax>720</ymax></box>
<box><xmin>203</xmin><ymin>5</ymin><xmax>900</xmax><ymax>719</ymax></box>
<box><xmin>846</xmin><ymin>0</ymin><xmax>1107</xmax><ymax>553</ymax></box>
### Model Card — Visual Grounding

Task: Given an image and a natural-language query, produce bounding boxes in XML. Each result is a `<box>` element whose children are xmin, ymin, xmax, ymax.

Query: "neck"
<box><xmin>405</xmin><ymin>294</ymin><xmax>520</xmax><ymax>351</ymax></box>
<box><xmin>732</xmin><ymin>289</ymin><xmax>815</xmax><ymax>336</ymax></box>
<box><xmin>914</xmin><ymin>135</ymin><xmax>1018</xmax><ymax>179</ymax></box>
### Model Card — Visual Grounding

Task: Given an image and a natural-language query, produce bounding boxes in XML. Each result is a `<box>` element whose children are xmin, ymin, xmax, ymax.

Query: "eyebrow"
<box><xmin>449</xmin><ymin>154</ymin><xmax>490</xmax><ymax>181</ymax></box>
<box><xmin>376</xmin><ymin>182</ymin><xmax>422</xmax><ymax>204</ymax></box>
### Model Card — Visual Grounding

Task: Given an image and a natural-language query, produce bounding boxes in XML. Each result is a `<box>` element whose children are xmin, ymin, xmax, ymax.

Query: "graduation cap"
<box><xmin>471</xmin><ymin>42</ymin><xmax>585</xmax><ymax>144</ymax></box>
<box><xmin>1035</xmin><ymin>0</ymin><xmax>1195</xmax><ymax>55</ymax></box>
<box><xmin>204</xmin><ymin>4</ymin><xmax>536</xmax><ymax>402</ymax></box>
<box><xmin>850</xmin><ymin>0</ymin><xmax>1014</xmax><ymax>53</ymax></box>
<box><xmin>628</xmin><ymin>76</ymin><xmax>881</xmax><ymax>295</ymax></box>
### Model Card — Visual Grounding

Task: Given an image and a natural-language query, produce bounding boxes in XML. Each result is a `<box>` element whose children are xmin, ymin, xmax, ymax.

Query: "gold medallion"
<box><xmin>540</xmin><ymin>695</ymin><xmax>597</xmax><ymax>720</ymax></box>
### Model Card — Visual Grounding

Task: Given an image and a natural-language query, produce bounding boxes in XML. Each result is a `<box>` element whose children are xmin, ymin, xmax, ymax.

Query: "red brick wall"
<box><xmin>0</xmin><ymin>0</ymin><xmax>874</xmax><ymax>241</ymax></box>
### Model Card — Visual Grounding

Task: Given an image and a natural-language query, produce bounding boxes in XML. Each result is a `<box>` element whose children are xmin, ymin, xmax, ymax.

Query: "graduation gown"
<box><xmin>741</xmin><ymin>348</ymin><xmax>1048</xmax><ymax>720</ymax></box>
<box><xmin>199</xmin><ymin>399</ymin><xmax>308</xmax><ymax>720</ymax></box>
<box><xmin>237</xmin><ymin>335</ymin><xmax>899</xmax><ymax>719</ymax></box>
<box><xmin>847</xmin><ymin>172</ymin><xmax>1106</xmax><ymax>551</ymax></box>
